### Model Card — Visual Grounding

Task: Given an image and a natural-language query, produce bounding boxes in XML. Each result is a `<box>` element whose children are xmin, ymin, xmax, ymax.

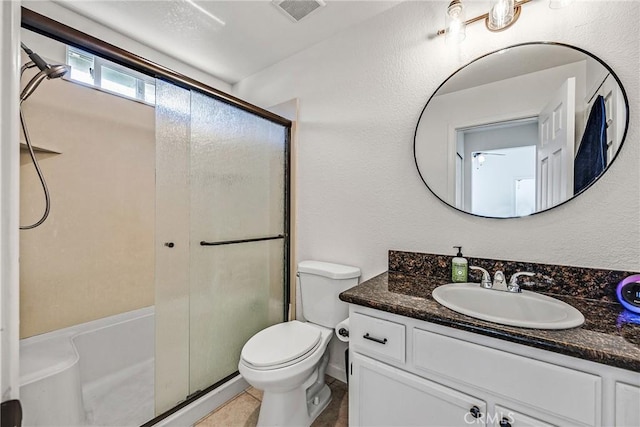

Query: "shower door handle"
<box><xmin>200</xmin><ymin>234</ymin><xmax>284</xmax><ymax>246</ymax></box>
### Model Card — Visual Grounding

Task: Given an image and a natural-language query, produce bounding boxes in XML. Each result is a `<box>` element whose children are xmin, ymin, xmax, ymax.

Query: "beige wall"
<box><xmin>20</xmin><ymin>71</ymin><xmax>155</xmax><ymax>338</ymax></box>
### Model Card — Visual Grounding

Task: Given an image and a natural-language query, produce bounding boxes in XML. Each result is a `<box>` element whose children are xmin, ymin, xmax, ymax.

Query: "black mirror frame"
<box><xmin>413</xmin><ymin>41</ymin><xmax>630</xmax><ymax>219</ymax></box>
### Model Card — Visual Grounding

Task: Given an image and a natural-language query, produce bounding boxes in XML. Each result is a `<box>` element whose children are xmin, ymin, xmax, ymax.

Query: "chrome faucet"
<box><xmin>492</xmin><ymin>271</ymin><xmax>506</xmax><ymax>290</ymax></box>
<box><xmin>507</xmin><ymin>272</ymin><xmax>536</xmax><ymax>293</ymax></box>
<box><xmin>469</xmin><ymin>267</ymin><xmax>535</xmax><ymax>293</ymax></box>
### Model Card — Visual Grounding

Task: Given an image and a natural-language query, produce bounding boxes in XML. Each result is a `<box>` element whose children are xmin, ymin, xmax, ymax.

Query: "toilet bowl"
<box><xmin>238</xmin><ymin>261</ymin><xmax>360</xmax><ymax>427</ymax></box>
<box><xmin>239</xmin><ymin>321</ymin><xmax>333</xmax><ymax>426</ymax></box>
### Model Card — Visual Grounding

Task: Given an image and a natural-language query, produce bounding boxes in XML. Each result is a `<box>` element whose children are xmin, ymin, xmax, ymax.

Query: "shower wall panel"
<box><xmin>19</xmin><ymin>67</ymin><xmax>155</xmax><ymax>338</ymax></box>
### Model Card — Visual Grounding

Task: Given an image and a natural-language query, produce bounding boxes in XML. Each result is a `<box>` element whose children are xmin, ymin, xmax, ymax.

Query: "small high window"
<box><xmin>66</xmin><ymin>46</ymin><xmax>155</xmax><ymax>105</ymax></box>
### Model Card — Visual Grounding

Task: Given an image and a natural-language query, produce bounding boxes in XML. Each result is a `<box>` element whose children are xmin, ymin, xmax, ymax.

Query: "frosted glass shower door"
<box><xmin>189</xmin><ymin>92</ymin><xmax>286</xmax><ymax>393</ymax></box>
<box><xmin>155</xmin><ymin>80</ymin><xmax>288</xmax><ymax>416</ymax></box>
<box><xmin>155</xmin><ymin>80</ymin><xmax>191</xmax><ymax>415</ymax></box>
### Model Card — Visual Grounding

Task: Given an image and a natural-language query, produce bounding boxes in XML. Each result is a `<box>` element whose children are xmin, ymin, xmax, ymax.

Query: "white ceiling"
<box><xmin>55</xmin><ymin>0</ymin><xmax>401</xmax><ymax>84</ymax></box>
<box><xmin>439</xmin><ymin>44</ymin><xmax>591</xmax><ymax>95</ymax></box>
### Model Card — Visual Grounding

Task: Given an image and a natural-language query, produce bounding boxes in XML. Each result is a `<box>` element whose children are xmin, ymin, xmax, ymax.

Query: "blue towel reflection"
<box><xmin>574</xmin><ymin>95</ymin><xmax>607</xmax><ymax>194</ymax></box>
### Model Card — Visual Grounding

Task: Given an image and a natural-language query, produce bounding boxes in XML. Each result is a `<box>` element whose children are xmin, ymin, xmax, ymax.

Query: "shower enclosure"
<box><xmin>16</xmin><ymin>9</ymin><xmax>291</xmax><ymax>426</ymax></box>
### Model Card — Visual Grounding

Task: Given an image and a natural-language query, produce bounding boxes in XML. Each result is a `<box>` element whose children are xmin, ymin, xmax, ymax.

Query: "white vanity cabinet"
<box><xmin>615</xmin><ymin>382</ymin><xmax>640</xmax><ymax>426</ymax></box>
<box><xmin>351</xmin><ymin>352</ymin><xmax>487</xmax><ymax>426</ymax></box>
<box><xmin>348</xmin><ymin>305</ymin><xmax>640</xmax><ymax>427</ymax></box>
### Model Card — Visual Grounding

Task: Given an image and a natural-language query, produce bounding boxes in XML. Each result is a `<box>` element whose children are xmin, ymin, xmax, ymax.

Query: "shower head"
<box><xmin>19</xmin><ymin>43</ymin><xmax>70</xmax><ymax>101</ymax></box>
<box><xmin>20</xmin><ymin>64</ymin><xmax>69</xmax><ymax>102</ymax></box>
<box><xmin>21</xmin><ymin>60</ymin><xmax>69</xmax><ymax>78</ymax></box>
<box><xmin>45</xmin><ymin>64</ymin><xmax>70</xmax><ymax>79</ymax></box>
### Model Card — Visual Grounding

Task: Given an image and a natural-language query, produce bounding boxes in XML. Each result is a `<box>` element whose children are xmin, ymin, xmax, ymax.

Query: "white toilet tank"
<box><xmin>298</xmin><ymin>261</ymin><xmax>361</xmax><ymax>328</ymax></box>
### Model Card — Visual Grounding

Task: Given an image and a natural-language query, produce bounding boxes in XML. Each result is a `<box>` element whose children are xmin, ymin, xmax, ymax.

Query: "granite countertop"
<box><xmin>340</xmin><ymin>271</ymin><xmax>640</xmax><ymax>372</ymax></box>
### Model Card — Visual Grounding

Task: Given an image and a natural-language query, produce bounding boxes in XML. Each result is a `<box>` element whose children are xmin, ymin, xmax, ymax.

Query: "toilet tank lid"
<box><xmin>298</xmin><ymin>261</ymin><xmax>361</xmax><ymax>279</ymax></box>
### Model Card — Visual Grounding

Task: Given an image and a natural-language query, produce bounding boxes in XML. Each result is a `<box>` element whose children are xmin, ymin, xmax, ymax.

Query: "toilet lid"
<box><xmin>241</xmin><ymin>321</ymin><xmax>321</xmax><ymax>368</ymax></box>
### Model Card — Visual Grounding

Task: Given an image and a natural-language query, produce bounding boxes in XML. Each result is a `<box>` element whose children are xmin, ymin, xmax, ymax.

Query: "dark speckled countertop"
<box><xmin>340</xmin><ymin>271</ymin><xmax>640</xmax><ymax>372</ymax></box>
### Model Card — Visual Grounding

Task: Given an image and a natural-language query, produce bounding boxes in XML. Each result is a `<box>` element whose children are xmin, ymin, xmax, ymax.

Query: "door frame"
<box><xmin>446</xmin><ymin>110</ymin><xmax>538</xmax><ymax>209</ymax></box>
<box><xmin>0</xmin><ymin>0</ymin><xmax>21</xmax><ymax>405</ymax></box>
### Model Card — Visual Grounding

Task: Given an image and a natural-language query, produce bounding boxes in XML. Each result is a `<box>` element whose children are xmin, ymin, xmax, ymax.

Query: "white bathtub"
<box><xmin>20</xmin><ymin>306</ymin><xmax>155</xmax><ymax>427</ymax></box>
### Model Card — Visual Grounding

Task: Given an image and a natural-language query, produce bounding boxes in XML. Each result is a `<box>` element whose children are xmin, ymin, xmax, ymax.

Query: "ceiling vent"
<box><xmin>272</xmin><ymin>0</ymin><xmax>326</xmax><ymax>23</ymax></box>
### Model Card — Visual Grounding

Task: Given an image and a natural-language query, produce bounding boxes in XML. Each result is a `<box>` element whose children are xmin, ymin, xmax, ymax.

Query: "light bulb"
<box><xmin>488</xmin><ymin>0</ymin><xmax>515</xmax><ymax>30</ymax></box>
<box><xmin>445</xmin><ymin>0</ymin><xmax>466</xmax><ymax>44</ymax></box>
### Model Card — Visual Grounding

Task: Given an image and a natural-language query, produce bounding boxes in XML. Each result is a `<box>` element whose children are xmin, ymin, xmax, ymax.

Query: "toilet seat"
<box><xmin>241</xmin><ymin>321</ymin><xmax>322</xmax><ymax>371</ymax></box>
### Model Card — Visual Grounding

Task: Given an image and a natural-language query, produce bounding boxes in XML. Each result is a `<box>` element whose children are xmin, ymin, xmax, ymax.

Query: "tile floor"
<box><xmin>195</xmin><ymin>376</ymin><xmax>348</xmax><ymax>427</ymax></box>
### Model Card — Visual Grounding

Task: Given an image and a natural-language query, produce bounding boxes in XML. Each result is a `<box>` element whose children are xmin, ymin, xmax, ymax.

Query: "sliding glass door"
<box><xmin>155</xmin><ymin>80</ymin><xmax>288</xmax><ymax>414</ymax></box>
<box><xmin>188</xmin><ymin>91</ymin><xmax>286</xmax><ymax>393</ymax></box>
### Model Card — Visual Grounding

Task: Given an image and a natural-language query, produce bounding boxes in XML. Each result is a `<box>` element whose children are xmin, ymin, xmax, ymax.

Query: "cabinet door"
<box><xmin>350</xmin><ymin>352</ymin><xmax>486</xmax><ymax>426</ymax></box>
<box><xmin>413</xmin><ymin>328</ymin><xmax>600</xmax><ymax>426</ymax></box>
<box><xmin>616</xmin><ymin>382</ymin><xmax>640</xmax><ymax>427</ymax></box>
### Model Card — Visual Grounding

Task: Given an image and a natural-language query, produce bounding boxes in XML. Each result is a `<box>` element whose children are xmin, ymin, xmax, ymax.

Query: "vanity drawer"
<box><xmin>413</xmin><ymin>328</ymin><xmax>600</xmax><ymax>426</ymax></box>
<box><xmin>351</xmin><ymin>312</ymin><xmax>405</xmax><ymax>364</ymax></box>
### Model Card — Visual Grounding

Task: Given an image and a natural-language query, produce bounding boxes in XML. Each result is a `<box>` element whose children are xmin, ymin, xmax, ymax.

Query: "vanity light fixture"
<box><xmin>438</xmin><ymin>0</ymin><xmax>535</xmax><ymax>40</ymax></box>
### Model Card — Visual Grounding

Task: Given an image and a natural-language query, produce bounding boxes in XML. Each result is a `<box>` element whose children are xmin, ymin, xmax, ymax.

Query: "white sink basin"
<box><xmin>432</xmin><ymin>283</ymin><xmax>585</xmax><ymax>329</ymax></box>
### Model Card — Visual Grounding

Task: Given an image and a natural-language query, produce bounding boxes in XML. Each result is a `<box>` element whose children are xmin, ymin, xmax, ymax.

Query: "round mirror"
<box><xmin>414</xmin><ymin>42</ymin><xmax>629</xmax><ymax>218</ymax></box>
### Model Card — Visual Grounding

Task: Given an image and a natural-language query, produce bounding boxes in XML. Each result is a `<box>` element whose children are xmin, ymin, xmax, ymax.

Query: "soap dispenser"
<box><xmin>452</xmin><ymin>246</ymin><xmax>468</xmax><ymax>283</ymax></box>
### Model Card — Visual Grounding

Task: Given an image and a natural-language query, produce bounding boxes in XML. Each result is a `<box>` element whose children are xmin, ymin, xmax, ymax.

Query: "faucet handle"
<box><xmin>469</xmin><ymin>266</ymin><xmax>492</xmax><ymax>289</ymax></box>
<box><xmin>492</xmin><ymin>270</ymin><xmax>507</xmax><ymax>290</ymax></box>
<box><xmin>507</xmin><ymin>272</ymin><xmax>536</xmax><ymax>293</ymax></box>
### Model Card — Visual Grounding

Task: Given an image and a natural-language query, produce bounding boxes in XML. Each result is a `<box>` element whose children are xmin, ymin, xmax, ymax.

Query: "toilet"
<box><xmin>238</xmin><ymin>260</ymin><xmax>360</xmax><ymax>427</ymax></box>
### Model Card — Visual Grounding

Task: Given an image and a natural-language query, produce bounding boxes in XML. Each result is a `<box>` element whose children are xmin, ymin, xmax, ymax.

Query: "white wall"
<box><xmin>471</xmin><ymin>146</ymin><xmax>536</xmax><ymax>217</ymax></box>
<box><xmin>234</xmin><ymin>0</ymin><xmax>640</xmax><ymax>283</ymax></box>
